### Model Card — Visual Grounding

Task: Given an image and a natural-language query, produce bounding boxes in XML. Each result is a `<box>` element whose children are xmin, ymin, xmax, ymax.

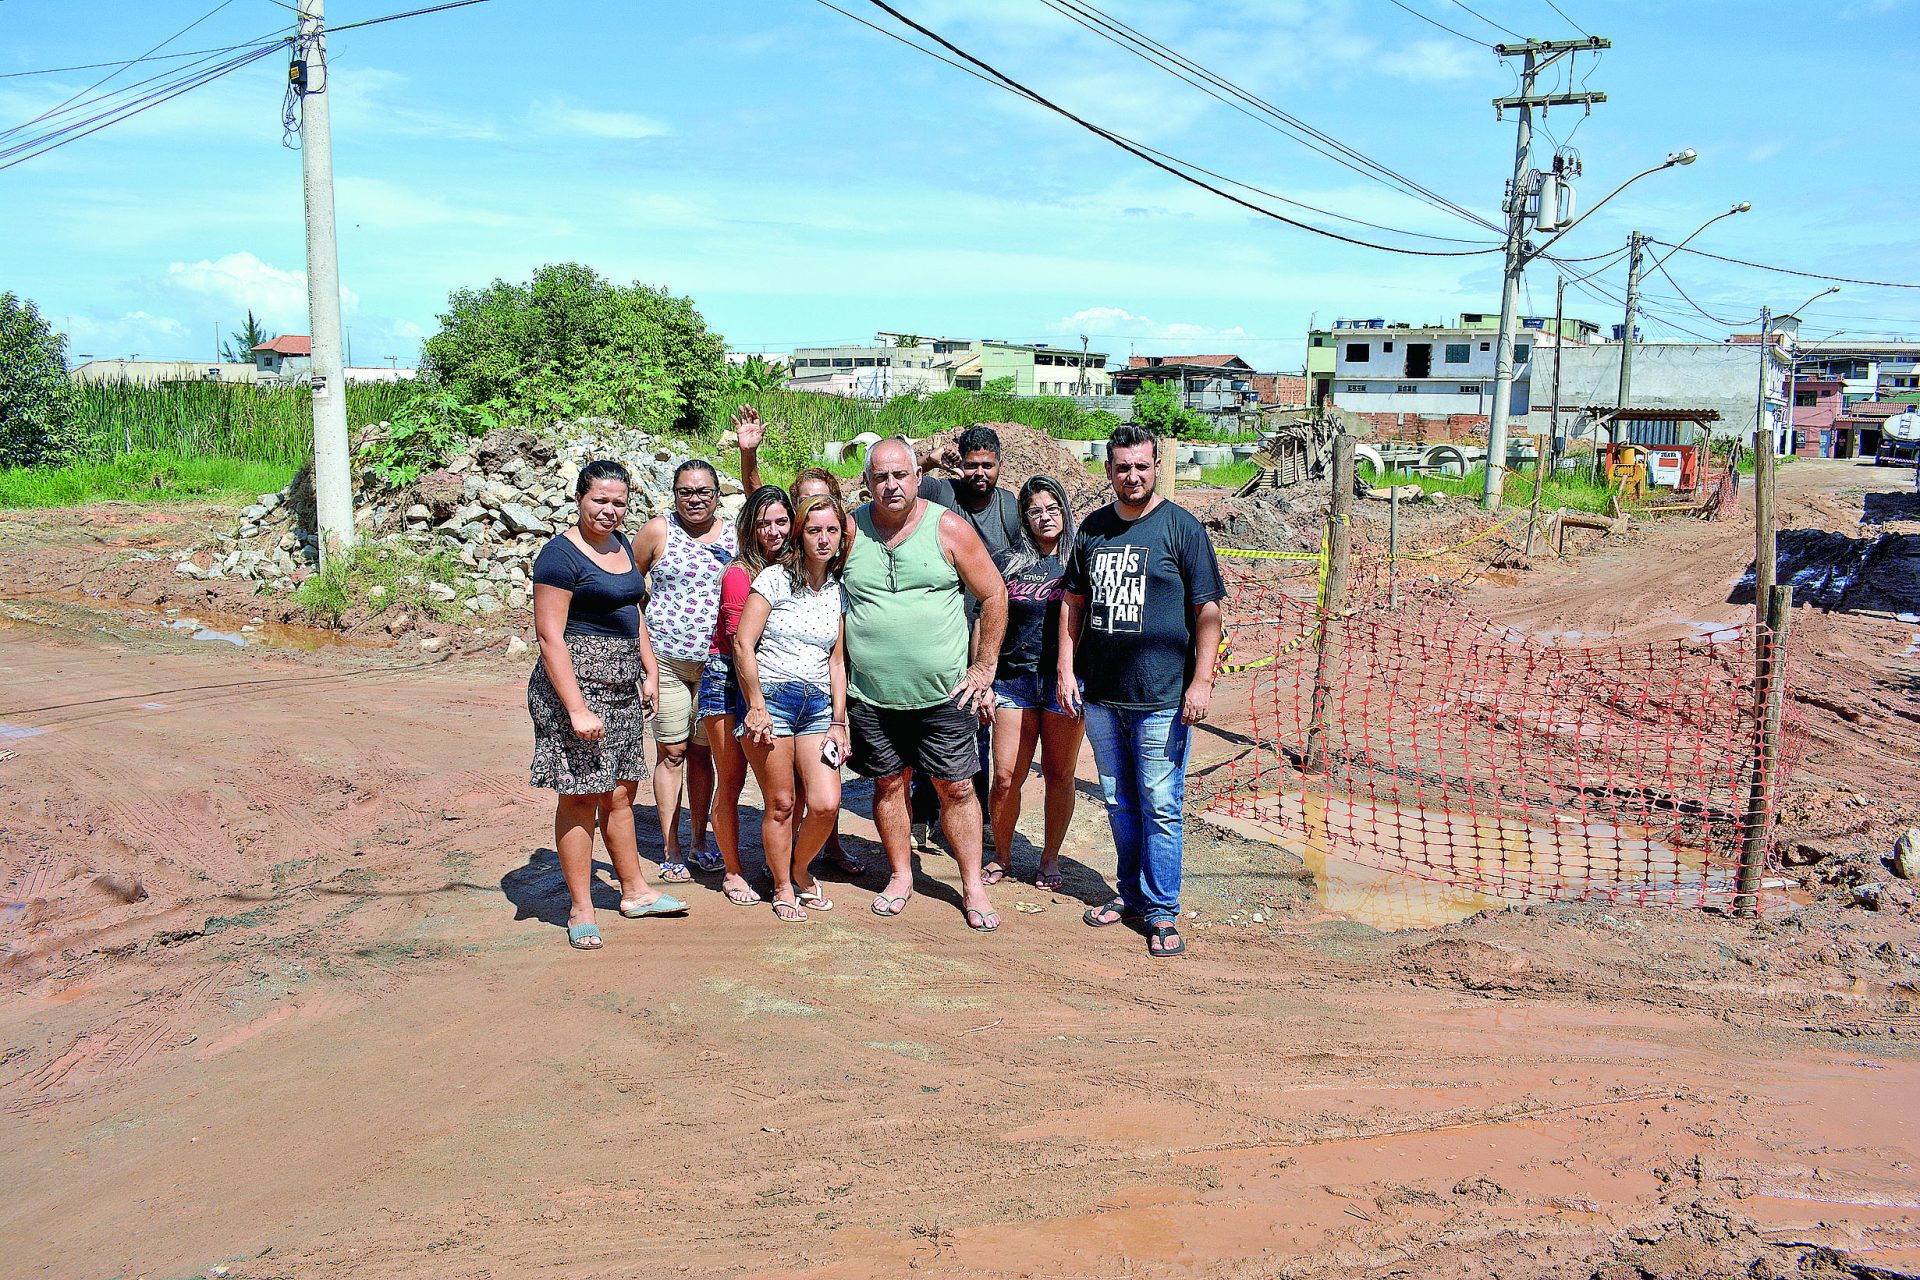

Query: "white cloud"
<box><xmin>1373</xmin><ymin>39</ymin><xmax>1484</xmax><ymax>83</ymax></box>
<box><xmin>1051</xmin><ymin>305</ymin><xmax>1250</xmax><ymax>347</ymax></box>
<box><xmin>531</xmin><ymin>99</ymin><xmax>670</xmax><ymax>140</ymax></box>
<box><xmin>163</xmin><ymin>252</ymin><xmax>359</xmax><ymax>331</ymax></box>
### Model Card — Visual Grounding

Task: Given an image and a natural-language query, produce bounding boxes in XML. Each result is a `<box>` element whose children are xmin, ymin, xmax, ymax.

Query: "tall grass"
<box><xmin>71</xmin><ymin>381</ymin><xmax>415</xmax><ymax>465</ymax></box>
<box><xmin>1362</xmin><ymin>464</ymin><xmax>1618</xmax><ymax>515</ymax></box>
<box><xmin>0</xmin><ymin>451</ymin><xmax>296</xmax><ymax>508</ymax></box>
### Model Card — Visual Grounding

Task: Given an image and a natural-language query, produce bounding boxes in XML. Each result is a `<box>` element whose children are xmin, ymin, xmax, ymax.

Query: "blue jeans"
<box><xmin>1082</xmin><ymin>703</ymin><xmax>1191</xmax><ymax>924</ymax></box>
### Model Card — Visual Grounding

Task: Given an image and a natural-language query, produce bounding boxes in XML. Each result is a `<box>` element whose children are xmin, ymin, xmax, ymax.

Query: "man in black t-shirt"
<box><xmin>1058</xmin><ymin>423</ymin><xmax>1224</xmax><ymax>958</ymax></box>
<box><xmin>911</xmin><ymin>425</ymin><xmax>1021</xmax><ymax>865</ymax></box>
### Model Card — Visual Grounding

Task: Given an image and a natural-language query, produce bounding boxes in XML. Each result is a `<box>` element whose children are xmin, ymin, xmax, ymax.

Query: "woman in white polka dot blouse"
<box><xmin>732</xmin><ymin>495</ymin><xmax>852</xmax><ymax>922</ymax></box>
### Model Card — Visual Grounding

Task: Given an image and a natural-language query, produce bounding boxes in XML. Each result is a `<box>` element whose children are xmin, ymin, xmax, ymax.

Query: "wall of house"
<box><xmin>1528</xmin><ymin>343</ymin><xmax>1781</xmax><ymax>441</ymax></box>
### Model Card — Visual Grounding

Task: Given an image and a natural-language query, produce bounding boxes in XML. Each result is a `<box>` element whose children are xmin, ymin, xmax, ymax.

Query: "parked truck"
<box><xmin>1877</xmin><ymin>408</ymin><xmax>1920</xmax><ymax>466</ymax></box>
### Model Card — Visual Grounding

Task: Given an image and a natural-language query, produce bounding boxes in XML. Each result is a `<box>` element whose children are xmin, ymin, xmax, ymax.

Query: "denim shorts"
<box><xmin>993</xmin><ymin>671</ymin><xmax>1077</xmax><ymax>716</ymax></box>
<box><xmin>746</xmin><ymin>679</ymin><xmax>834</xmax><ymax>738</ymax></box>
<box><xmin>696</xmin><ymin>654</ymin><xmax>744</xmax><ymax>722</ymax></box>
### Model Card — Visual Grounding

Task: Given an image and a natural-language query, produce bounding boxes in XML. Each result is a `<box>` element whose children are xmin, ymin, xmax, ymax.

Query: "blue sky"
<box><xmin>4</xmin><ymin>0</ymin><xmax>1917</xmax><ymax>372</ymax></box>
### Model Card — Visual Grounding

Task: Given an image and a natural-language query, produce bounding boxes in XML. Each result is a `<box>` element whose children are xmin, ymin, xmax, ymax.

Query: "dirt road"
<box><xmin>3</xmin><ymin>461</ymin><xmax>1917</xmax><ymax>1278</ymax></box>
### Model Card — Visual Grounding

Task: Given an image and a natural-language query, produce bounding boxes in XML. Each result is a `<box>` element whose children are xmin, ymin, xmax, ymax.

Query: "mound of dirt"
<box><xmin>921</xmin><ymin>421</ymin><xmax>1110</xmax><ymax>515</ymax></box>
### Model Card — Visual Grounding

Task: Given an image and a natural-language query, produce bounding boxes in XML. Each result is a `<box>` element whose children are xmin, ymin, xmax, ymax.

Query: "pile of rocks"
<box><xmin>180</xmin><ymin>418</ymin><xmax>744</xmax><ymax>617</ymax></box>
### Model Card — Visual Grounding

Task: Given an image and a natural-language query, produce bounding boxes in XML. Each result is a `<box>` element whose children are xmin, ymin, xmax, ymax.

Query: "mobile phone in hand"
<box><xmin>820</xmin><ymin>736</ymin><xmax>844</xmax><ymax>768</ymax></box>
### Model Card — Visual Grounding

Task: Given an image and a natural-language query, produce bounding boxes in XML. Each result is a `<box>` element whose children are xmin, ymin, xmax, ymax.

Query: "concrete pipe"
<box><xmin>1354</xmin><ymin>442</ymin><xmax>1388</xmax><ymax>479</ymax></box>
<box><xmin>1422</xmin><ymin>444</ymin><xmax>1468</xmax><ymax>477</ymax></box>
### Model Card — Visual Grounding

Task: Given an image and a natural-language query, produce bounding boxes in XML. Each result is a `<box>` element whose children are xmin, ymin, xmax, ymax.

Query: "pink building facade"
<box><xmin>1790</xmin><ymin>375</ymin><xmax>1844</xmax><ymax>457</ymax></box>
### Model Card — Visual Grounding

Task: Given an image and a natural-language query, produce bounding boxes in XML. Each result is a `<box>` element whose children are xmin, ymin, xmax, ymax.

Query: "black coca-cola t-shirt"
<box><xmin>1063</xmin><ymin>499</ymin><xmax>1224</xmax><ymax>710</ymax></box>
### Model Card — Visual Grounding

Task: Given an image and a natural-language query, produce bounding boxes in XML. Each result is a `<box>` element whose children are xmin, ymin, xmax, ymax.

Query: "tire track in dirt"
<box><xmin>2</xmin><ymin>966</ymin><xmax>229</xmax><ymax>1116</ymax></box>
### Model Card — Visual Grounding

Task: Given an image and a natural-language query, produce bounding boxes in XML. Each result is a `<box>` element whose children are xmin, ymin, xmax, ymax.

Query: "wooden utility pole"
<box><xmin>1752</xmin><ymin>306</ymin><xmax>1775</xmax><ymax>615</ymax></box>
<box><xmin>1735</xmin><ymin>584</ymin><xmax>1793</xmax><ymax>917</ymax></box>
<box><xmin>296</xmin><ymin>0</ymin><xmax>354</xmax><ymax>562</ymax></box>
<box><xmin>1530</xmin><ymin>276</ymin><xmax>1564</xmax><ymax>553</ymax></box>
<box><xmin>1303</xmin><ymin>434</ymin><xmax>1355</xmax><ymax>773</ymax></box>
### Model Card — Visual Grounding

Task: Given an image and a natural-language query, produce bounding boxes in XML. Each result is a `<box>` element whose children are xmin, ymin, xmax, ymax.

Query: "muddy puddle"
<box><xmin>1206</xmin><ymin>789</ymin><xmax>1784</xmax><ymax>931</ymax></box>
<box><xmin>0</xmin><ymin>593</ymin><xmax>366</xmax><ymax>653</ymax></box>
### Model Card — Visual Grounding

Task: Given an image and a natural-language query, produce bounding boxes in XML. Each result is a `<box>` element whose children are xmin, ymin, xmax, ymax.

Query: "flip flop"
<box><xmin>1083</xmin><ymin>898</ymin><xmax>1134</xmax><ymax>928</ymax></box>
<box><xmin>771</xmin><ymin>899</ymin><xmax>807</xmax><ymax>923</ymax></box>
<box><xmin>829</xmin><ymin>849</ymin><xmax>868</xmax><ymax>876</ymax></box>
<box><xmin>964</xmin><ymin>906</ymin><xmax>1000</xmax><ymax>933</ymax></box>
<box><xmin>870</xmin><ymin>893</ymin><xmax>909</xmax><ymax>917</ymax></box>
<box><xmin>796</xmin><ymin>885</ymin><xmax>834</xmax><ymax>912</ymax></box>
<box><xmin>621</xmin><ymin>893</ymin><xmax>688</xmax><ymax>918</ymax></box>
<box><xmin>688</xmin><ymin>847</ymin><xmax>725</xmax><ymax>874</ymax></box>
<box><xmin>982</xmin><ymin>862</ymin><xmax>1007</xmax><ymax>886</ymax></box>
<box><xmin>567</xmin><ymin>921</ymin><xmax>603</xmax><ymax>950</ymax></box>
<box><xmin>1146</xmin><ymin>922</ymin><xmax>1186</xmax><ymax>957</ymax></box>
<box><xmin>723</xmin><ymin>882</ymin><xmax>763</xmax><ymax>906</ymax></box>
<box><xmin>658</xmin><ymin>861</ymin><xmax>693</xmax><ymax>883</ymax></box>
<box><xmin>1034</xmin><ymin>869</ymin><xmax>1065</xmax><ymax>891</ymax></box>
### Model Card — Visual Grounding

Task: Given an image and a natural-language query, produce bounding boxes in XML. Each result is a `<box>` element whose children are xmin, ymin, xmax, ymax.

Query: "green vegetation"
<box><xmin>1197</xmin><ymin>459</ymin><xmax>1258</xmax><ymax>489</ymax></box>
<box><xmin>73</xmin><ymin>380</ymin><xmax>412</xmax><ymax>464</ymax></box>
<box><xmin>707</xmin><ymin>378</ymin><xmax>1122</xmax><ymax>486</ymax></box>
<box><xmin>0</xmin><ymin>450</ymin><xmax>296</xmax><ymax>507</ymax></box>
<box><xmin>1130</xmin><ymin>379</ymin><xmax>1207</xmax><ymax>439</ymax></box>
<box><xmin>1</xmin><ymin>291</ymin><xmax>81</xmax><ymax>467</ymax></box>
<box><xmin>221</xmin><ymin>310</ymin><xmax>273</xmax><ymax>364</ymax></box>
<box><xmin>1359</xmin><ymin>463</ymin><xmax>1619</xmax><ymax>515</ymax></box>
<box><xmin>421</xmin><ymin>261</ymin><xmax>726</xmax><ymax>436</ymax></box>
<box><xmin>295</xmin><ymin>541</ymin><xmax>473</xmax><ymax>627</ymax></box>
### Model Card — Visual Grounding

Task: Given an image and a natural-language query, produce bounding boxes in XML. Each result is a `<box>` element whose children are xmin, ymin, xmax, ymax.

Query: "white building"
<box><xmin>1327</xmin><ymin>314</ymin><xmax>1599</xmax><ymax>422</ymax></box>
<box><xmin>1525</xmin><ymin>341</ymin><xmax>1787</xmax><ymax>445</ymax></box>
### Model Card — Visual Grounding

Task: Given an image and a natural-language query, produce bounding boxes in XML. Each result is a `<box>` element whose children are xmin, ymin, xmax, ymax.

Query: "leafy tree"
<box><xmin>0</xmin><ymin>292</ymin><xmax>82</xmax><ymax>468</ymax></box>
<box><xmin>419</xmin><ymin>262</ymin><xmax>727</xmax><ymax>433</ymax></box>
<box><xmin>221</xmin><ymin>310</ymin><xmax>273</xmax><ymax>363</ymax></box>
<box><xmin>725</xmin><ymin>354</ymin><xmax>789</xmax><ymax>395</ymax></box>
<box><xmin>1130</xmin><ymin>377</ymin><xmax>1207</xmax><ymax>439</ymax></box>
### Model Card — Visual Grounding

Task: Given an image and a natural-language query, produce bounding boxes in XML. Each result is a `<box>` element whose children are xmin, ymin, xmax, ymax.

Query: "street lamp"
<box><xmin>1485</xmin><ymin>147</ymin><xmax>1699</xmax><ymax>510</ymax></box>
<box><xmin>1620</xmin><ymin>201</ymin><xmax>1753</xmax><ymax>406</ymax></box>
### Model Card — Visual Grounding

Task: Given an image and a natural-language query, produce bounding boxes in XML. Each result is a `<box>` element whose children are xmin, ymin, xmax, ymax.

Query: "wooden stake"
<box><xmin>1735</xmin><ymin>584</ymin><xmax>1793</xmax><ymax>918</ymax></box>
<box><xmin>1303</xmin><ymin>434</ymin><xmax>1355</xmax><ymax>773</ymax></box>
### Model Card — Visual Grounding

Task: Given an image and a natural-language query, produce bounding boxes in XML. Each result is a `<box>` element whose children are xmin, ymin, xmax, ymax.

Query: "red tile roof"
<box><xmin>1841</xmin><ymin>401</ymin><xmax>1907</xmax><ymax>419</ymax></box>
<box><xmin>253</xmin><ymin>334</ymin><xmax>311</xmax><ymax>356</ymax></box>
<box><xmin>1127</xmin><ymin>353</ymin><xmax>1250</xmax><ymax>370</ymax></box>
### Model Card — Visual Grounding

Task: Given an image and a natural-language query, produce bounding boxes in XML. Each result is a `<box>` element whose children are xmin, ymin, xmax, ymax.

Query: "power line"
<box><xmin>1651</xmin><ymin>260</ymin><xmax>1759</xmax><ymax>327</ymax></box>
<box><xmin>844</xmin><ymin>0</ymin><xmax>1503</xmax><ymax>256</ymax></box>
<box><xmin>1652</xmin><ymin>242</ymin><xmax>1920</xmax><ymax>290</ymax></box>
<box><xmin>1445</xmin><ymin>0</ymin><xmax>1524</xmax><ymax>40</ymax></box>
<box><xmin>1540</xmin><ymin>0</ymin><xmax>1592</xmax><ymax>38</ymax></box>
<box><xmin>1383</xmin><ymin>0</ymin><xmax>1494</xmax><ymax>48</ymax></box>
<box><xmin>7</xmin><ymin>0</ymin><xmax>241</xmax><ymax>139</ymax></box>
<box><xmin>0</xmin><ymin>38</ymin><xmax>287</xmax><ymax>78</ymax></box>
<box><xmin>1041</xmin><ymin>0</ymin><xmax>1501</xmax><ymax>234</ymax></box>
<box><xmin>2</xmin><ymin>26</ymin><xmax>290</xmax><ymax>143</ymax></box>
<box><xmin>328</xmin><ymin>0</ymin><xmax>491</xmax><ymax>33</ymax></box>
<box><xmin>814</xmin><ymin>0</ymin><xmax>1493</xmax><ymax>246</ymax></box>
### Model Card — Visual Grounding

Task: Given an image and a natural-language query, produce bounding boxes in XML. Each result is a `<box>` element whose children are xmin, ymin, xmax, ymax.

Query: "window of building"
<box><xmin>1345</xmin><ymin>343</ymin><xmax>1369</xmax><ymax>362</ymax></box>
<box><xmin>1344</xmin><ymin>382</ymin><xmax>1366</xmax><ymax>393</ymax></box>
<box><xmin>1479</xmin><ymin>342</ymin><xmax>1491</xmax><ymax>352</ymax></box>
<box><xmin>1445</xmin><ymin>343</ymin><xmax>1471</xmax><ymax>364</ymax></box>
<box><xmin>1383</xmin><ymin>341</ymin><xmax>1395</xmax><ymax>353</ymax></box>
<box><xmin>831</xmin><ymin>358</ymin><xmax>853</xmax><ymax>368</ymax></box>
<box><xmin>1459</xmin><ymin>385</ymin><xmax>1479</xmax><ymax>395</ymax></box>
<box><xmin>1515</xmin><ymin>344</ymin><xmax>1531</xmax><ymax>362</ymax></box>
<box><xmin>855</xmin><ymin>358</ymin><xmax>877</xmax><ymax>367</ymax></box>
<box><xmin>1795</xmin><ymin>390</ymin><xmax>1818</xmax><ymax>407</ymax></box>
<box><xmin>1396</xmin><ymin>384</ymin><xmax>1417</xmax><ymax>393</ymax></box>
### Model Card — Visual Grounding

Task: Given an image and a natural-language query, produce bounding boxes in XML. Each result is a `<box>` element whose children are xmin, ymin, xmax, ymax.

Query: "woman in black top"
<box><xmin>529</xmin><ymin>460</ymin><xmax>686</xmax><ymax>950</ymax></box>
<box><xmin>985</xmin><ymin>476</ymin><xmax>1084</xmax><ymax>891</ymax></box>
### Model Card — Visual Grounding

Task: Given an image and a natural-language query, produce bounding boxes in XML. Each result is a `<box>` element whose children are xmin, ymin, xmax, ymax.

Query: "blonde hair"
<box><xmin>783</xmin><ymin>494</ymin><xmax>850</xmax><ymax>591</ymax></box>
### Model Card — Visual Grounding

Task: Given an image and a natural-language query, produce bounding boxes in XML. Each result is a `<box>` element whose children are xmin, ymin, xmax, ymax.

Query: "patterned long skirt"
<box><xmin>528</xmin><ymin>633</ymin><xmax>651</xmax><ymax>794</ymax></box>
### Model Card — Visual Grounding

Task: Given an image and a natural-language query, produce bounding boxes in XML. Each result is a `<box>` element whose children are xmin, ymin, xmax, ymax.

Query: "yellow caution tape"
<box><xmin>1219</xmin><ymin>547</ymin><xmax>1323</xmax><ymax>561</ymax></box>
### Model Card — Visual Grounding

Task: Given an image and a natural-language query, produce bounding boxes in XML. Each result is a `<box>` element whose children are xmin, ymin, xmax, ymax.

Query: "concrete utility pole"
<box><xmin>1616</xmin><ymin>230</ymin><xmax>1644</xmax><ymax>406</ymax></box>
<box><xmin>1483</xmin><ymin>36</ymin><xmax>1609</xmax><ymax>511</ymax></box>
<box><xmin>295</xmin><ymin>0</ymin><xmax>355</xmax><ymax>562</ymax></box>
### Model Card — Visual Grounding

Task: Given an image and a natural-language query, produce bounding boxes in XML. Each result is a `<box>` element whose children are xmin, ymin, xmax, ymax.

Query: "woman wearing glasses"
<box><xmin>630</xmin><ymin>458</ymin><xmax>736</xmax><ymax>881</ymax></box>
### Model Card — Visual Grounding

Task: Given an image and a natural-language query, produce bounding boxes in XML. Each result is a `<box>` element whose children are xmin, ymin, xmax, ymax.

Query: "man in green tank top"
<box><xmin>843</xmin><ymin>438</ymin><xmax>1008</xmax><ymax>933</ymax></box>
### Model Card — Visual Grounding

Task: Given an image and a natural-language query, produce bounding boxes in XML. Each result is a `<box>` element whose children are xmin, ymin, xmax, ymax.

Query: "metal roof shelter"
<box><xmin>1581</xmin><ymin>405</ymin><xmax>1721</xmax><ymax>448</ymax></box>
